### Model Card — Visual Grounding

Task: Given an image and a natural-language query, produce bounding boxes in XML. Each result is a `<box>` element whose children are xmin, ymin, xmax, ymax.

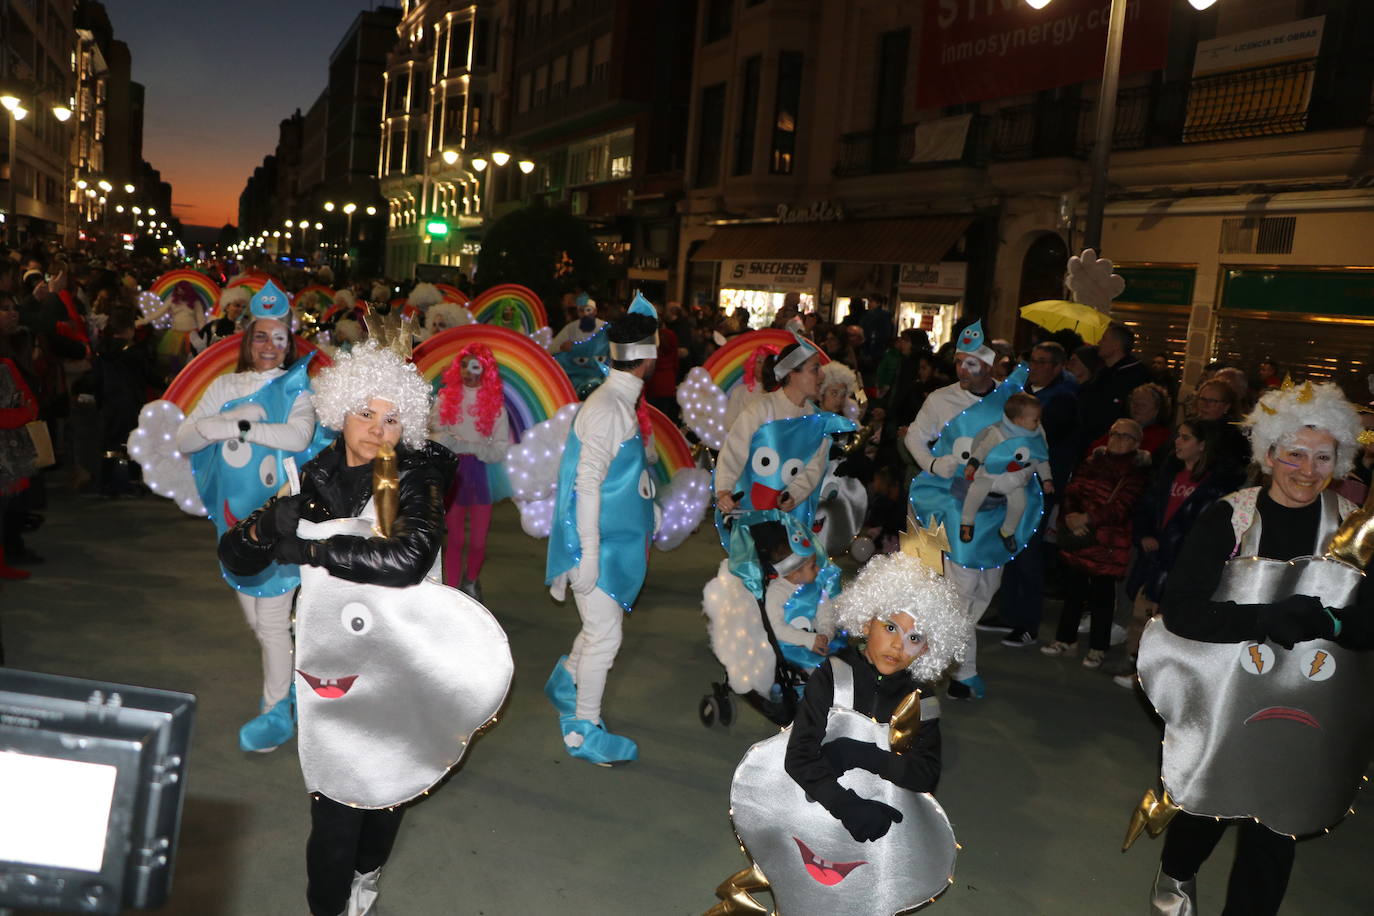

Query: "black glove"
<box><xmin>823</xmin><ymin>737</ymin><xmax>889</xmax><ymax>778</ymax></box>
<box><xmin>832</xmin><ymin>790</ymin><xmax>904</xmax><ymax>842</ymax></box>
<box><xmin>273</xmin><ymin>534</ymin><xmax>316</xmax><ymax>568</ymax></box>
<box><xmin>1257</xmin><ymin>594</ymin><xmax>1333</xmax><ymax>650</ymax></box>
<box><xmin>256</xmin><ymin>497</ymin><xmax>301</xmax><ymax>543</ymax></box>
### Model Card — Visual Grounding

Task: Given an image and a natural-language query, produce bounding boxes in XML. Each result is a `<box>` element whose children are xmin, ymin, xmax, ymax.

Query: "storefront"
<box><xmin>1210</xmin><ymin>266</ymin><xmax>1374</xmax><ymax>397</ymax></box>
<box><xmin>718</xmin><ymin>258</ymin><xmax>820</xmax><ymax>326</ymax></box>
<box><xmin>894</xmin><ymin>261</ymin><xmax>968</xmax><ymax>348</ymax></box>
<box><xmin>1114</xmin><ymin>264</ymin><xmax>1197</xmax><ymax>371</ymax></box>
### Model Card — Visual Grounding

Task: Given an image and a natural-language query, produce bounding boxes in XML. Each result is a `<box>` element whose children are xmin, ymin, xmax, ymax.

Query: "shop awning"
<box><xmin>692</xmin><ymin>216</ymin><xmax>972</xmax><ymax>264</ymax></box>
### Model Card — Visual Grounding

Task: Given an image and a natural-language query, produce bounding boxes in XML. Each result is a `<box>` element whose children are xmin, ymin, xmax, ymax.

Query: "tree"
<box><xmin>475</xmin><ymin>203</ymin><xmax>609</xmax><ymax>315</ymax></box>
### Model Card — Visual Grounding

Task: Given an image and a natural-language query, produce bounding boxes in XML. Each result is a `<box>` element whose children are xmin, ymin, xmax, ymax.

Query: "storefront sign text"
<box><xmin>722</xmin><ymin>259</ymin><xmax>820</xmax><ymax>292</ymax></box>
<box><xmin>776</xmin><ymin>200</ymin><xmax>845</xmax><ymax>224</ymax></box>
<box><xmin>899</xmin><ymin>262</ymin><xmax>968</xmax><ymax>297</ymax></box>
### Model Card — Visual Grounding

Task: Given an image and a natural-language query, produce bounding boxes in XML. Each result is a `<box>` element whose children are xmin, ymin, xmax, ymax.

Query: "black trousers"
<box><xmin>1053</xmin><ymin>562</ymin><xmax>1117</xmax><ymax>650</ymax></box>
<box><xmin>1160</xmin><ymin>812</ymin><xmax>1296</xmax><ymax>916</ymax></box>
<box><xmin>306</xmin><ymin>794</ymin><xmax>406</xmax><ymax>916</ymax></box>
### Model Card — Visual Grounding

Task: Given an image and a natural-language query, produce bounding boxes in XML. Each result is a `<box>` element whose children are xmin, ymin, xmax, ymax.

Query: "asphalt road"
<box><xmin>4</xmin><ymin>491</ymin><xmax>1371</xmax><ymax>915</ymax></box>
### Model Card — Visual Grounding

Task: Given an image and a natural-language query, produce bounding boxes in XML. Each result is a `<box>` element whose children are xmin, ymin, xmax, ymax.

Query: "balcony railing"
<box><xmin>837</xmin><ymin>57</ymin><xmax>1366</xmax><ymax>178</ymax></box>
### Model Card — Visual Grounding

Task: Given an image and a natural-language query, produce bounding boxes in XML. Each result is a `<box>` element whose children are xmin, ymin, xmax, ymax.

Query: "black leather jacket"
<box><xmin>218</xmin><ymin>438</ymin><xmax>456</xmax><ymax>589</ymax></box>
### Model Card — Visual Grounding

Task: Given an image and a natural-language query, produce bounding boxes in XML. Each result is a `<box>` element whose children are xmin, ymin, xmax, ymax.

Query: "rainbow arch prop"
<box><xmin>434</xmin><ymin>283</ymin><xmax>469</xmax><ymax>304</ymax></box>
<box><xmin>294</xmin><ymin>284</ymin><xmax>336</xmax><ymax>313</ymax></box>
<box><xmin>646</xmin><ymin>403</ymin><xmax>694</xmax><ymax>487</ymax></box>
<box><xmin>162</xmin><ymin>333</ymin><xmax>331</xmax><ymax>413</ymax></box>
<box><xmin>151</xmin><ymin>269</ymin><xmax>219</xmax><ymax>313</ymax></box>
<box><xmin>701</xmin><ymin>328</ymin><xmax>829</xmax><ymax>394</ymax></box>
<box><xmin>411</xmin><ymin>324</ymin><xmax>575</xmax><ymax>442</ymax></box>
<box><xmin>471</xmin><ymin>284</ymin><xmax>548</xmax><ymax>334</ymax></box>
<box><xmin>226</xmin><ymin>273</ymin><xmax>269</xmax><ymax>295</ymax></box>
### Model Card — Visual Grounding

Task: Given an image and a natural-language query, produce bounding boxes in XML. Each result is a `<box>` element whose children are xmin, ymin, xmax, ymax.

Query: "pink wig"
<box><xmin>438</xmin><ymin>343</ymin><xmax>504</xmax><ymax>437</ymax></box>
<box><xmin>636</xmin><ymin>394</ymin><xmax>652</xmax><ymax>446</ymax></box>
<box><xmin>744</xmin><ymin>345</ymin><xmax>780</xmax><ymax>391</ymax></box>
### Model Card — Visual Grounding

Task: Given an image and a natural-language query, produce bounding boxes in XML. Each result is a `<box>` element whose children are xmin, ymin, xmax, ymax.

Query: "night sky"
<box><xmin>102</xmin><ymin>0</ymin><xmax>392</xmax><ymax>231</ymax></box>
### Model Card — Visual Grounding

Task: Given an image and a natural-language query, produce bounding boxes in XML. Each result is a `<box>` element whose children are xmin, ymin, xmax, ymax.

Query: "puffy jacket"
<box><xmin>1057</xmin><ymin>447</ymin><xmax>1150</xmax><ymax>577</ymax></box>
<box><xmin>1126</xmin><ymin>455</ymin><xmax>1244</xmax><ymax>602</ymax></box>
<box><xmin>218</xmin><ymin>438</ymin><xmax>456</xmax><ymax>589</ymax></box>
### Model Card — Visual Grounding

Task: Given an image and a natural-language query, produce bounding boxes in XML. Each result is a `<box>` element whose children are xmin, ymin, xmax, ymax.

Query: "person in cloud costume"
<box><xmin>544</xmin><ymin>292</ymin><xmax>661</xmax><ymax>765</ymax></box>
<box><xmin>175</xmin><ymin>279</ymin><xmax>330</xmax><ymax>753</ymax></box>
<box><xmin>1135</xmin><ymin>379</ymin><xmax>1374</xmax><ymax>916</ymax></box>
<box><xmin>551</xmin><ymin>292</ymin><xmax>606</xmax><ymax>352</ymax></box>
<box><xmin>904</xmin><ymin>319</ymin><xmax>1045</xmax><ymax>700</ymax></box>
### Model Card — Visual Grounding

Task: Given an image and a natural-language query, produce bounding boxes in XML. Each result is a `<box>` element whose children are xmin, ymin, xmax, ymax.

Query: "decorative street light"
<box><xmin>441</xmin><ymin>149</ymin><xmax>459</xmax><ymax>165</ymax></box>
<box><xmin>491</xmin><ymin>150</ymin><xmax>510</xmax><ymax>168</ymax></box>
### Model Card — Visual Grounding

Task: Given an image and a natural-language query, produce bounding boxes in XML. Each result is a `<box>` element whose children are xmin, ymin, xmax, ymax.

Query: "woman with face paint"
<box><xmin>1142</xmin><ymin>380</ymin><xmax>1374</xmax><ymax>915</ymax></box>
<box><xmin>218</xmin><ymin>339</ymin><xmax>457</xmax><ymax>916</ymax></box>
<box><xmin>431</xmin><ymin>343</ymin><xmax>509</xmax><ymax>599</ymax></box>
<box><xmin>175</xmin><ymin>280</ymin><xmax>321</xmax><ymax>754</ymax></box>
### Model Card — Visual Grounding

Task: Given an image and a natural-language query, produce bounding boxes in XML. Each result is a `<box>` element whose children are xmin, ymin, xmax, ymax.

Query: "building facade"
<box><xmin>678</xmin><ymin>0</ymin><xmax>1374</xmax><ymax>393</ymax></box>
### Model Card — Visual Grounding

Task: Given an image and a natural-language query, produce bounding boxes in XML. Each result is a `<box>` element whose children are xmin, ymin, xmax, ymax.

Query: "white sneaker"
<box><xmin>1040</xmin><ymin>640</ymin><xmax>1075</xmax><ymax>657</ymax></box>
<box><xmin>1083</xmin><ymin>649</ymin><xmax>1106</xmax><ymax>669</ymax></box>
<box><xmin>1110</xmin><ymin>623</ymin><xmax>1128</xmax><ymax>646</ymax></box>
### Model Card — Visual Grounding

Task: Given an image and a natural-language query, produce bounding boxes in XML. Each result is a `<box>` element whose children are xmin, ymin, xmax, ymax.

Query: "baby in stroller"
<box><xmin>700</xmin><ymin>513</ymin><xmax>846</xmax><ymax>727</ymax></box>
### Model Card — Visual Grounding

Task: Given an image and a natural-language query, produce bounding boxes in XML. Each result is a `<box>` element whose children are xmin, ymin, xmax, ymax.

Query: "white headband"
<box><xmin>773</xmin><ymin>332</ymin><xmax>820</xmax><ymax>381</ymax></box>
<box><xmin>609</xmin><ymin>336</ymin><xmax>658</xmax><ymax>360</ymax></box>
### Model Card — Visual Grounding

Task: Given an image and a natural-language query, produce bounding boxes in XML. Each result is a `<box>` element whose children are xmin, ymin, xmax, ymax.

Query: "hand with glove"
<box><xmin>930</xmin><ymin>455</ymin><xmax>959</xmax><ymax>479</ymax></box>
<box><xmin>823</xmin><ymin>737</ymin><xmax>891</xmax><ymax>778</ymax></box>
<box><xmin>196</xmin><ymin>416</ymin><xmax>242</xmax><ymax>442</ymax></box>
<box><xmin>1257</xmin><ymin>594</ymin><xmax>1335</xmax><ymax>649</ymax></box>
<box><xmin>569</xmin><ymin>556</ymin><xmax>600</xmax><ymax>595</ymax></box>
<box><xmin>273</xmin><ymin>534</ymin><xmax>317</xmax><ymax>568</ymax></box>
<box><xmin>219</xmin><ymin>403</ymin><xmax>266</xmax><ymax>424</ymax></box>
<box><xmin>830</xmin><ymin>789</ymin><xmax>904</xmax><ymax>842</ymax></box>
<box><xmin>254</xmin><ymin>497</ymin><xmax>301</xmax><ymax>544</ymax></box>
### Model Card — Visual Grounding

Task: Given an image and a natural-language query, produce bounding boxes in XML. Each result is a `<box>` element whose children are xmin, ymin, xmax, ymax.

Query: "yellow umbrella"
<box><xmin>1019</xmin><ymin>299</ymin><xmax>1111</xmax><ymax>345</ymax></box>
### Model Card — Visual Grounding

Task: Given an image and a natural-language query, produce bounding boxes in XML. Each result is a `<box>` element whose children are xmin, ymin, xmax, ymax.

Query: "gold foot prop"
<box><xmin>704</xmin><ymin>862</ymin><xmax>771</xmax><ymax>916</ymax></box>
<box><xmin>1122</xmin><ymin>788</ymin><xmax>1180</xmax><ymax>852</ymax></box>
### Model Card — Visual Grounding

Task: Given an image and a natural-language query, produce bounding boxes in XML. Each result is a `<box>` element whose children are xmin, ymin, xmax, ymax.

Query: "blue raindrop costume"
<box><xmin>554</xmin><ymin>326</ymin><xmax>610</xmax><ymax>399</ymax></box>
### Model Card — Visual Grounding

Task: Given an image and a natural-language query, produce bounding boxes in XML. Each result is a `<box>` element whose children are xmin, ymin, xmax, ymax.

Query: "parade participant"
<box><xmin>191</xmin><ymin>286</ymin><xmax>250</xmax><ymax>353</ymax></box>
<box><xmin>715</xmin><ymin>333</ymin><xmax>826</xmax><ymax>516</ymax></box>
<box><xmin>1139</xmin><ymin>380</ymin><xmax>1374</xmax><ymax>915</ymax></box>
<box><xmin>218</xmin><ymin>338</ymin><xmax>494</xmax><ymax>916</ymax></box>
<box><xmin>431</xmin><ymin>342</ymin><xmax>509</xmax><ymax>599</ymax></box>
<box><xmin>141</xmin><ymin>279</ymin><xmax>207</xmax><ymax>373</ymax></box>
<box><xmin>723</xmin><ymin>343</ymin><xmax>779</xmax><ymax>430</ymax></box>
<box><xmin>818</xmin><ymin>360</ymin><xmax>861</xmax><ymax>417</ymax></box>
<box><xmin>544</xmin><ymin>294</ymin><xmax>660</xmax><ymax>765</ymax></box>
<box><xmin>958</xmin><ymin>392</ymin><xmax>1053</xmax><ymax>550</ymax></box>
<box><xmin>707</xmin><ymin>521</ymin><xmax>970</xmax><ymax>916</ymax></box>
<box><xmin>550</xmin><ymin>293</ymin><xmax>605</xmax><ymax>352</ymax></box>
<box><xmin>174</xmin><ymin>279</ymin><xmax>321</xmax><ymax>753</ymax></box>
<box><xmin>903</xmin><ymin>319</ymin><xmax>1015</xmax><ymax>699</ymax></box>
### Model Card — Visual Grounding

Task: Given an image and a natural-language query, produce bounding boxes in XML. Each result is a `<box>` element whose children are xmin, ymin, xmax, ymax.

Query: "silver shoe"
<box><xmin>1150</xmin><ymin>865</ymin><xmax>1197</xmax><ymax>916</ymax></box>
<box><xmin>346</xmin><ymin>868</ymin><xmax>381</xmax><ymax>916</ymax></box>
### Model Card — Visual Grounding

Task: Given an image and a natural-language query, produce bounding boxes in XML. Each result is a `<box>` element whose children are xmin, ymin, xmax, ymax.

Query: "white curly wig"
<box><xmin>424</xmin><ymin>302</ymin><xmax>474</xmax><ymax>336</ymax></box>
<box><xmin>821</xmin><ymin>552</ymin><xmax>972</xmax><ymax>682</ymax></box>
<box><xmin>219</xmin><ymin>286</ymin><xmax>251</xmax><ymax>310</ymax></box>
<box><xmin>819</xmin><ymin>361</ymin><xmax>860</xmax><ymax>397</ymax></box>
<box><xmin>333</xmin><ymin>288</ymin><xmax>357</xmax><ymax>310</ymax></box>
<box><xmin>1241</xmin><ymin>381</ymin><xmax>1362</xmax><ymax>478</ymax></box>
<box><xmin>311</xmin><ymin>341</ymin><xmax>433</xmax><ymax>449</ymax></box>
<box><xmin>407</xmin><ymin>282</ymin><xmax>444</xmax><ymax>310</ymax></box>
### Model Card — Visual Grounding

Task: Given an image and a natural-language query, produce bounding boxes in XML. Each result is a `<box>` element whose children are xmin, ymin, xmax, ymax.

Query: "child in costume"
<box><xmin>710</xmin><ymin>521</ymin><xmax>972</xmax><ymax>916</ymax></box>
<box><xmin>174</xmin><ymin>279</ymin><xmax>324</xmax><ymax>753</ymax></box>
<box><xmin>430</xmin><ymin>342</ymin><xmax>509</xmax><ymax>599</ymax></box>
<box><xmin>219</xmin><ymin>336</ymin><xmax>511</xmax><ymax>916</ymax></box>
<box><xmin>544</xmin><ymin>294</ymin><xmax>661</xmax><ymax>765</ymax></box>
<box><xmin>959</xmin><ymin>392</ymin><xmax>1052</xmax><ymax>550</ymax></box>
<box><xmin>752</xmin><ymin>518</ymin><xmax>835</xmax><ymax>663</ymax></box>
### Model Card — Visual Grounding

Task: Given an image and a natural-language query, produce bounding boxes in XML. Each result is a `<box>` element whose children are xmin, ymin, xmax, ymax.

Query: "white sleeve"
<box><xmin>715</xmin><ymin>399</ymin><xmax>766</xmax><ymax>495</ymax></box>
<box><xmin>786</xmin><ymin>439</ymin><xmax>831</xmax><ymax>507</ymax></box>
<box><xmin>243</xmin><ymin>389</ymin><xmax>317</xmax><ymax>452</ymax></box>
<box><xmin>905</xmin><ymin>393</ymin><xmax>952</xmax><ymax>476</ymax></box>
<box><xmin>765</xmin><ymin>582</ymin><xmax>818</xmax><ymax>647</ymax></box>
<box><xmin>174</xmin><ymin>376</ymin><xmax>234</xmax><ymax>454</ymax></box>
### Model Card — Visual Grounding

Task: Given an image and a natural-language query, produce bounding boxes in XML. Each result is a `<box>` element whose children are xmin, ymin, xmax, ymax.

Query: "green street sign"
<box><xmin>426</xmin><ymin>220</ymin><xmax>450</xmax><ymax>237</ymax></box>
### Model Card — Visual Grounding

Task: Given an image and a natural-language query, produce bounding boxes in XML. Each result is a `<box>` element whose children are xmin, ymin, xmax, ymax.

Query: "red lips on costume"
<box><xmin>297</xmin><ymin>670</ymin><xmax>359</xmax><ymax>699</ymax></box>
<box><xmin>751</xmin><ymin>481</ymin><xmax>781</xmax><ymax>510</ymax></box>
<box><xmin>1245</xmin><ymin>706</ymin><xmax>1320</xmax><ymax>729</ymax></box>
<box><xmin>794</xmin><ymin>837</ymin><xmax>866</xmax><ymax>886</ymax></box>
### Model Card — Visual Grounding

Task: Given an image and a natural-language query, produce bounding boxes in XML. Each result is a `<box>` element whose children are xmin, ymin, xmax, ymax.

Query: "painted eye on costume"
<box><xmin>573</xmin><ymin>356</ymin><xmax>590</xmax><ymax>366</ymax></box>
<box><xmin>220</xmin><ymin>438</ymin><xmax>252</xmax><ymax>468</ymax></box>
<box><xmin>781</xmin><ymin>458</ymin><xmax>804</xmax><ymax>480</ymax></box>
<box><xmin>1013</xmin><ymin>447</ymin><xmax>1031</xmax><ymax>463</ymax></box>
<box><xmin>952</xmin><ymin>436</ymin><xmax>973</xmax><ymax>463</ymax></box>
<box><xmin>1239</xmin><ymin>643</ymin><xmax>1275</xmax><ymax>676</ymax></box>
<box><xmin>258</xmin><ymin>455</ymin><xmax>278</xmax><ymax>488</ymax></box>
<box><xmin>752</xmin><ymin>447</ymin><xmax>780</xmax><ymax>476</ymax></box>
<box><xmin>637</xmin><ymin>469</ymin><xmax>655</xmax><ymax>499</ymax></box>
<box><xmin>340</xmin><ymin>602</ymin><xmax>373</xmax><ymax>636</ymax></box>
<box><xmin>1299</xmin><ymin>646</ymin><xmax>1336</xmax><ymax>681</ymax></box>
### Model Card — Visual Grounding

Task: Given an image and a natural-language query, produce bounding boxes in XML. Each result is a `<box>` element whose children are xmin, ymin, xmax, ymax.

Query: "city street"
<box><xmin>5</xmin><ymin>491</ymin><xmax>1372</xmax><ymax>915</ymax></box>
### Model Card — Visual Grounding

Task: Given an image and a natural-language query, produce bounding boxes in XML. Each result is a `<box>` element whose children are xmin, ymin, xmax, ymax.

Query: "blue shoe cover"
<box><xmin>956</xmin><ymin>674</ymin><xmax>986</xmax><ymax>699</ymax></box>
<box><xmin>560</xmin><ymin>717</ymin><xmax>638</xmax><ymax>765</ymax></box>
<box><xmin>544</xmin><ymin>656</ymin><xmax>577</xmax><ymax>717</ymax></box>
<box><xmin>239</xmin><ymin>687</ymin><xmax>296</xmax><ymax>753</ymax></box>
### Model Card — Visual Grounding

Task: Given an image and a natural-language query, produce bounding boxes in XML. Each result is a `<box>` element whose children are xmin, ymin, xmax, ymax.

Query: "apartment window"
<box><xmin>469</xmin><ymin>91</ymin><xmax>485</xmax><ymax>138</ymax></box>
<box><xmin>695</xmin><ymin>83</ymin><xmax>726</xmax><ymax>188</ymax></box>
<box><xmin>473</xmin><ymin>18</ymin><xmax>490</xmax><ymax>66</ymax></box>
<box><xmin>443</xmin><ymin>93</ymin><xmax>466</xmax><ymax>147</ymax></box>
<box><xmin>734</xmin><ymin>55</ymin><xmax>761</xmax><ymax>176</ymax></box>
<box><xmin>518</xmin><ymin>72</ymin><xmax>532</xmax><ymax>113</ymax></box>
<box><xmin>450</xmin><ymin>21</ymin><xmax>472</xmax><ymax>71</ymax></box>
<box><xmin>570</xmin><ymin>44</ymin><xmax>588</xmax><ymax>89</ymax></box>
<box><xmin>592</xmin><ymin>34</ymin><xmax>612</xmax><ymax>82</ymax></box>
<box><xmin>704</xmin><ymin>0</ymin><xmax>733</xmax><ymax>44</ymax></box>
<box><xmin>874</xmin><ymin>28</ymin><xmax>909</xmax><ymax>130</ymax></box>
<box><xmin>566</xmin><ymin>127</ymin><xmax>635</xmax><ymax>185</ymax></box>
<box><xmin>533</xmin><ymin>65</ymin><xmax>549</xmax><ymax>106</ymax></box>
<box><xmin>770</xmin><ymin>52</ymin><xmax>802</xmax><ymax>175</ymax></box>
<box><xmin>552</xmin><ymin>55</ymin><xmax>568</xmax><ymax>99</ymax></box>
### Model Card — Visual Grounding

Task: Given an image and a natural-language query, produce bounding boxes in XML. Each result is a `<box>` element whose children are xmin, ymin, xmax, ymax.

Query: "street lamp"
<box><xmin>491</xmin><ymin>150</ymin><xmax>510</xmax><ymax>167</ymax></box>
<box><xmin>365</xmin><ymin>205</ymin><xmax>377</xmax><ymax>216</ymax></box>
<box><xmin>97</xmin><ymin>179</ymin><xmax>112</xmax><ymax>193</ymax></box>
<box><xmin>123</xmin><ymin>183</ymin><xmax>134</xmax><ymax>193</ymax></box>
<box><xmin>3</xmin><ymin>102</ymin><xmax>25</xmax><ymax>244</ymax></box>
<box><xmin>471</xmin><ymin>155</ymin><xmax>488</xmax><ymax>172</ymax></box>
<box><xmin>52</xmin><ymin>105</ymin><xmax>72</xmax><ymax>122</ymax></box>
<box><xmin>518</xmin><ymin>158</ymin><xmax>536</xmax><ymax>174</ymax></box>
<box><xmin>441</xmin><ymin>149</ymin><xmax>459</xmax><ymax>165</ymax></box>
<box><xmin>323</xmin><ymin>201</ymin><xmax>335</xmax><ymax>212</ymax></box>
<box><xmin>342</xmin><ymin>203</ymin><xmax>357</xmax><ymax>266</ymax></box>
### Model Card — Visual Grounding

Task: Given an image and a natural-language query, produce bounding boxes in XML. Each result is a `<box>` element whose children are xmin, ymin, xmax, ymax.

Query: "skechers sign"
<box><xmin>722</xmin><ymin>260</ymin><xmax>820</xmax><ymax>292</ymax></box>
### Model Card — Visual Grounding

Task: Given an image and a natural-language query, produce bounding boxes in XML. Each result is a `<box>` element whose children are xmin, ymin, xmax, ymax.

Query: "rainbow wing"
<box><xmin>151</xmin><ymin>268</ymin><xmax>220</xmax><ymax>315</ymax></box>
<box><xmin>162</xmin><ymin>334</ymin><xmax>331</xmax><ymax>414</ymax></box>
<box><xmin>701</xmin><ymin>328</ymin><xmax>829</xmax><ymax>396</ymax></box>
<box><xmin>470</xmin><ymin>284</ymin><xmax>548</xmax><ymax>334</ymax></box>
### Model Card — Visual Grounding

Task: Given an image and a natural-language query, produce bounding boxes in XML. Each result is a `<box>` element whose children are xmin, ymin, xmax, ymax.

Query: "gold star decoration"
<box><xmin>1359</xmin><ymin>429</ymin><xmax>1374</xmax><ymax>447</ymax></box>
<box><xmin>900</xmin><ymin>511</ymin><xmax>950</xmax><ymax>574</ymax></box>
<box><xmin>1297</xmin><ymin>381</ymin><xmax>1315</xmax><ymax>403</ymax></box>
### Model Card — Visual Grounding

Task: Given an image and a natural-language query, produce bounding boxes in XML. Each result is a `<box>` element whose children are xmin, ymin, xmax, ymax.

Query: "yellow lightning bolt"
<box><xmin>1248</xmin><ymin>645</ymin><xmax>1265</xmax><ymax>673</ymax></box>
<box><xmin>1310</xmin><ymin>650</ymin><xmax>1329</xmax><ymax>678</ymax></box>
